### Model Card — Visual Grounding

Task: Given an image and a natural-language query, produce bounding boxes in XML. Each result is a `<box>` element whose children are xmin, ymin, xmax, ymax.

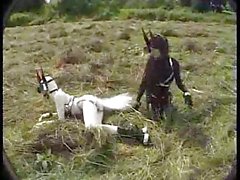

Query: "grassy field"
<box><xmin>3</xmin><ymin>16</ymin><xmax>236</xmax><ymax>180</ymax></box>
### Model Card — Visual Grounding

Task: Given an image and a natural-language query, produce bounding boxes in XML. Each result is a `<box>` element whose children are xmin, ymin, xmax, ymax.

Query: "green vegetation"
<box><xmin>3</xmin><ymin>3</ymin><xmax>236</xmax><ymax>180</ymax></box>
<box><xmin>6</xmin><ymin>1</ymin><xmax>236</xmax><ymax>27</ymax></box>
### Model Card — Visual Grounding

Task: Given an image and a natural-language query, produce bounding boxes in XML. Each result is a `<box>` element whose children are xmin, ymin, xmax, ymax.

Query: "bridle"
<box><xmin>142</xmin><ymin>28</ymin><xmax>169</xmax><ymax>54</ymax></box>
<box><xmin>37</xmin><ymin>78</ymin><xmax>58</xmax><ymax>94</ymax></box>
<box><xmin>36</xmin><ymin>67</ymin><xmax>58</xmax><ymax>97</ymax></box>
<box><xmin>37</xmin><ymin>78</ymin><xmax>58</xmax><ymax>97</ymax></box>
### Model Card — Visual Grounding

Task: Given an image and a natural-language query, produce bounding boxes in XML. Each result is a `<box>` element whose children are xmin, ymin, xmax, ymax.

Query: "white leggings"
<box><xmin>35</xmin><ymin>101</ymin><xmax>119</xmax><ymax>135</ymax></box>
<box><xmin>82</xmin><ymin>101</ymin><xmax>118</xmax><ymax>134</ymax></box>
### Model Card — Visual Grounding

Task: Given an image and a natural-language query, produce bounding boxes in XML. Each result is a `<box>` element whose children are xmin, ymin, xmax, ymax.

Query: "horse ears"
<box><xmin>142</xmin><ymin>28</ymin><xmax>150</xmax><ymax>43</ymax></box>
<box><xmin>142</xmin><ymin>28</ymin><xmax>147</xmax><ymax>38</ymax></box>
<box><xmin>36</xmin><ymin>69</ymin><xmax>41</xmax><ymax>83</ymax></box>
<box><xmin>40</xmin><ymin>67</ymin><xmax>46</xmax><ymax>81</ymax></box>
<box><xmin>35</xmin><ymin>66</ymin><xmax>46</xmax><ymax>82</ymax></box>
<box><xmin>149</xmin><ymin>30</ymin><xmax>154</xmax><ymax>39</ymax></box>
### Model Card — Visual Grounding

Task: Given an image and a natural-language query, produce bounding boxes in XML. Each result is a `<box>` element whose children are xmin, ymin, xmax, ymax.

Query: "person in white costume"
<box><xmin>35</xmin><ymin>67</ymin><xmax>151</xmax><ymax>146</ymax></box>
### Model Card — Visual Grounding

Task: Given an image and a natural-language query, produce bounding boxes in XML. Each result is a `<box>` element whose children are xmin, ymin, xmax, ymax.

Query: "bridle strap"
<box><xmin>64</xmin><ymin>96</ymin><xmax>75</xmax><ymax>109</ymax></box>
<box><xmin>40</xmin><ymin>78</ymin><xmax>57</xmax><ymax>93</ymax></box>
<box><xmin>156</xmin><ymin>57</ymin><xmax>174</xmax><ymax>87</ymax></box>
<box><xmin>46</xmin><ymin>78</ymin><xmax>54</xmax><ymax>83</ymax></box>
<box><xmin>76</xmin><ymin>99</ymin><xmax>103</xmax><ymax>112</ymax></box>
<box><xmin>40</xmin><ymin>78</ymin><xmax>54</xmax><ymax>84</ymax></box>
<box><xmin>49</xmin><ymin>89</ymin><xmax>58</xmax><ymax>94</ymax></box>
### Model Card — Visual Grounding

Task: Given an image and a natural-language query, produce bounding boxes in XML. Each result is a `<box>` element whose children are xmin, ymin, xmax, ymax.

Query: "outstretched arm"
<box><xmin>173</xmin><ymin>59</ymin><xmax>193</xmax><ymax>107</ymax></box>
<box><xmin>33</xmin><ymin>113</ymin><xmax>58</xmax><ymax>130</ymax></box>
<box><xmin>38</xmin><ymin>112</ymin><xmax>58</xmax><ymax>122</ymax></box>
<box><xmin>173</xmin><ymin>60</ymin><xmax>188</xmax><ymax>93</ymax></box>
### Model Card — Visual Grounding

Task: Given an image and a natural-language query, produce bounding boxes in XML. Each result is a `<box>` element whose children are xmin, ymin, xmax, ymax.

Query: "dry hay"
<box><xmin>177</xmin><ymin>124</ymin><xmax>211</xmax><ymax>148</ymax></box>
<box><xmin>22</xmin><ymin>122</ymin><xmax>114</xmax><ymax>156</ymax></box>
<box><xmin>55</xmin><ymin>47</ymin><xmax>90</xmax><ymax>69</ymax></box>
<box><xmin>54</xmin><ymin>52</ymin><xmax>115</xmax><ymax>88</ymax></box>
<box><xmin>116</xmin><ymin>30</ymin><xmax>131</xmax><ymax>40</ymax></box>
<box><xmin>204</xmin><ymin>41</ymin><xmax>218</xmax><ymax>51</ymax></box>
<box><xmin>85</xmin><ymin>37</ymin><xmax>106</xmax><ymax>52</ymax></box>
<box><xmin>180</xmin><ymin>38</ymin><xmax>203</xmax><ymax>53</ymax></box>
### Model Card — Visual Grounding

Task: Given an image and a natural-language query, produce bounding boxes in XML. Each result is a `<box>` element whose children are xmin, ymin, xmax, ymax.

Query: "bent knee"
<box><xmin>85</xmin><ymin>123</ymin><xmax>101</xmax><ymax>129</ymax></box>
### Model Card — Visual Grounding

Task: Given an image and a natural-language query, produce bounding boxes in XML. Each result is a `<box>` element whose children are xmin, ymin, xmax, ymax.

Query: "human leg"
<box><xmin>82</xmin><ymin>101</ymin><xmax>151</xmax><ymax>145</ymax></box>
<box><xmin>150</xmin><ymin>102</ymin><xmax>161</xmax><ymax>121</ymax></box>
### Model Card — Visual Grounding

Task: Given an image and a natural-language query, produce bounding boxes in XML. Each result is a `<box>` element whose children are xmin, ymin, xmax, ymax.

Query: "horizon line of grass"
<box><xmin>6</xmin><ymin>5</ymin><xmax>236</xmax><ymax>28</ymax></box>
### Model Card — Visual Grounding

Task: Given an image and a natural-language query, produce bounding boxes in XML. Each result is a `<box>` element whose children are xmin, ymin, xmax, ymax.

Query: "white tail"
<box><xmin>98</xmin><ymin>93</ymin><xmax>133</xmax><ymax>111</ymax></box>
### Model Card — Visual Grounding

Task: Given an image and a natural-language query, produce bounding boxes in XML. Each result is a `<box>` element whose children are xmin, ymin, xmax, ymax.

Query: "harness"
<box><xmin>156</xmin><ymin>57</ymin><xmax>174</xmax><ymax>88</ymax></box>
<box><xmin>46</xmin><ymin>78</ymin><xmax>59</xmax><ymax>94</ymax></box>
<box><xmin>64</xmin><ymin>96</ymin><xmax>103</xmax><ymax>118</ymax></box>
<box><xmin>64</xmin><ymin>96</ymin><xmax>75</xmax><ymax>117</ymax></box>
<box><xmin>146</xmin><ymin>57</ymin><xmax>174</xmax><ymax>107</ymax></box>
<box><xmin>38</xmin><ymin>78</ymin><xmax>59</xmax><ymax>94</ymax></box>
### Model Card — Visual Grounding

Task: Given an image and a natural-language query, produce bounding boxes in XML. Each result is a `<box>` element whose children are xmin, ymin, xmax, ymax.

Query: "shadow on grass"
<box><xmin>23</xmin><ymin>121</ymin><xmax>148</xmax><ymax>175</ymax></box>
<box><xmin>173</xmin><ymin>95</ymin><xmax>235</xmax><ymax>148</ymax></box>
<box><xmin>139</xmin><ymin>95</ymin><xmax>235</xmax><ymax>149</ymax></box>
<box><xmin>79</xmin><ymin>137</ymin><xmax>118</xmax><ymax>175</ymax></box>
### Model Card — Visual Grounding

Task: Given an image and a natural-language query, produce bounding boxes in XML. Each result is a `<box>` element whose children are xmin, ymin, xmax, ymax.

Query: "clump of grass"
<box><xmin>21</xmin><ymin>121</ymin><xmax>116</xmax><ymax>156</ymax></box>
<box><xmin>159</xmin><ymin>26</ymin><xmax>180</xmax><ymax>37</ymax></box>
<box><xmin>16</xmin><ymin>122</ymin><xmax>118</xmax><ymax>177</ymax></box>
<box><xmin>95</xmin><ymin>29</ymin><xmax>105</xmax><ymax>37</ymax></box>
<box><xmin>121</xmin><ymin>8</ymin><xmax>168</xmax><ymax>21</ymax></box>
<box><xmin>3</xmin><ymin>19</ymin><xmax>236</xmax><ymax>179</ymax></box>
<box><xmin>49</xmin><ymin>28</ymin><xmax>68</xmax><ymax>39</ymax></box>
<box><xmin>7</xmin><ymin>12</ymin><xmax>37</xmax><ymax>27</ymax></box>
<box><xmin>54</xmin><ymin>64</ymin><xmax>94</xmax><ymax>88</ymax></box>
<box><xmin>7</xmin><ymin>4</ymin><xmax>236</xmax><ymax>28</ymax></box>
<box><xmin>89</xmin><ymin>53</ymin><xmax>115</xmax><ymax>75</ymax></box>
<box><xmin>204</xmin><ymin>41</ymin><xmax>218</xmax><ymax>51</ymax></box>
<box><xmin>184</xmin><ymin>26</ymin><xmax>210</xmax><ymax>37</ymax></box>
<box><xmin>56</xmin><ymin>47</ymin><xmax>90</xmax><ymax>68</ymax></box>
<box><xmin>167</xmin><ymin>8</ymin><xmax>204</xmax><ymax>22</ymax></box>
<box><xmin>180</xmin><ymin>38</ymin><xmax>203</xmax><ymax>53</ymax></box>
<box><xmin>116</xmin><ymin>30</ymin><xmax>131</xmax><ymax>40</ymax></box>
<box><xmin>85</xmin><ymin>37</ymin><xmax>107</xmax><ymax>53</ymax></box>
<box><xmin>33</xmin><ymin>149</ymin><xmax>56</xmax><ymax>173</ymax></box>
<box><xmin>119</xmin><ymin>8</ymin><xmax>236</xmax><ymax>24</ymax></box>
<box><xmin>177</xmin><ymin>124</ymin><xmax>210</xmax><ymax>148</ymax></box>
<box><xmin>82</xmin><ymin>135</ymin><xmax>117</xmax><ymax>174</ymax></box>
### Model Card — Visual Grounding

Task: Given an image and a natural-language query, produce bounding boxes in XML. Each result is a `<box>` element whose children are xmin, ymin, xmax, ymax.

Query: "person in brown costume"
<box><xmin>134</xmin><ymin>29</ymin><xmax>193</xmax><ymax>121</ymax></box>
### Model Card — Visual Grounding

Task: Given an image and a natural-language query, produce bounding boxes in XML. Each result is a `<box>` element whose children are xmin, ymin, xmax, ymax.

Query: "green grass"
<box><xmin>3</xmin><ymin>17</ymin><xmax>236</xmax><ymax>180</ymax></box>
<box><xmin>118</xmin><ymin>7</ymin><xmax>236</xmax><ymax>24</ymax></box>
<box><xmin>6</xmin><ymin>5</ymin><xmax>236</xmax><ymax>27</ymax></box>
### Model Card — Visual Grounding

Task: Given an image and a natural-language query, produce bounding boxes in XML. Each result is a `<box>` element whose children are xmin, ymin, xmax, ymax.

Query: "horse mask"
<box><xmin>36</xmin><ymin>67</ymin><xmax>49</xmax><ymax>98</ymax></box>
<box><xmin>142</xmin><ymin>28</ymin><xmax>169</xmax><ymax>58</ymax></box>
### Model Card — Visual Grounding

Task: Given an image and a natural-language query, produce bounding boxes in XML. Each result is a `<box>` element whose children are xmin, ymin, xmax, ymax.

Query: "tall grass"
<box><xmin>6</xmin><ymin>3</ymin><xmax>236</xmax><ymax>27</ymax></box>
<box><xmin>3</xmin><ymin>11</ymin><xmax>236</xmax><ymax>180</ymax></box>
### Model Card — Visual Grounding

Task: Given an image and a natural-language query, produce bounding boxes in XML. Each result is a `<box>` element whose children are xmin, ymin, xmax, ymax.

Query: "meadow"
<box><xmin>3</xmin><ymin>7</ymin><xmax>236</xmax><ymax>180</ymax></box>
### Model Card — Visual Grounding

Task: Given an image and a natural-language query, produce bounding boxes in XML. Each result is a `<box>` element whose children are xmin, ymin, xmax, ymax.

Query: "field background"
<box><xmin>3</xmin><ymin>1</ymin><xmax>236</xmax><ymax>180</ymax></box>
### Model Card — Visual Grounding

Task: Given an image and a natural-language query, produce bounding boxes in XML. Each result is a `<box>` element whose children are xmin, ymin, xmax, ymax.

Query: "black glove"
<box><xmin>37</xmin><ymin>86</ymin><xmax>41</xmax><ymax>93</ymax></box>
<box><xmin>183</xmin><ymin>92</ymin><xmax>193</xmax><ymax>107</ymax></box>
<box><xmin>133</xmin><ymin>101</ymin><xmax>141</xmax><ymax>110</ymax></box>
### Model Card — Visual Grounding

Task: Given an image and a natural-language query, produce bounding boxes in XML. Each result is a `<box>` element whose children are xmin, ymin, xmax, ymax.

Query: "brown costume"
<box><xmin>136</xmin><ymin>30</ymin><xmax>192</xmax><ymax>121</ymax></box>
